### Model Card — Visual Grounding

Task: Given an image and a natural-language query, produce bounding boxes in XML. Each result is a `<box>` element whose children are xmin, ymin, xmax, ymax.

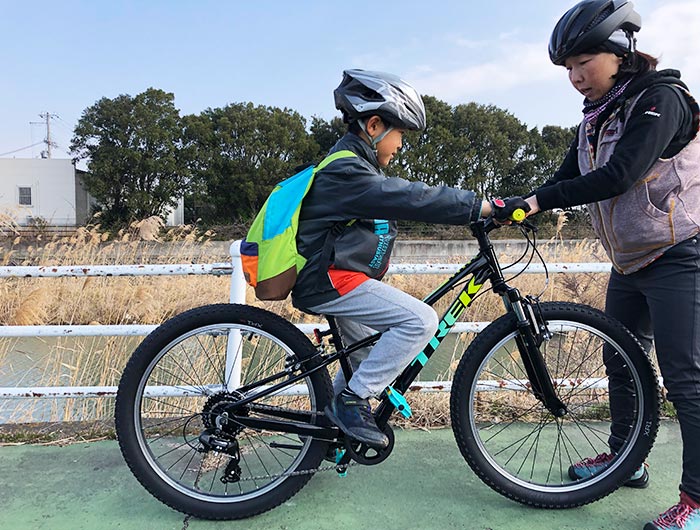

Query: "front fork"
<box><xmin>506</xmin><ymin>291</ymin><xmax>567</xmax><ymax>418</ymax></box>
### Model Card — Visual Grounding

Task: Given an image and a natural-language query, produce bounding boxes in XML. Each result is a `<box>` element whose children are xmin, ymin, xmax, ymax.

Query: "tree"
<box><xmin>310</xmin><ymin>116</ymin><xmax>346</xmax><ymax>154</ymax></box>
<box><xmin>70</xmin><ymin>88</ymin><xmax>191</xmax><ymax>226</ymax></box>
<box><xmin>393</xmin><ymin>96</ymin><xmax>473</xmax><ymax>188</ymax></box>
<box><xmin>183</xmin><ymin>103</ymin><xmax>320</xmax><ymax>223</ymax></box>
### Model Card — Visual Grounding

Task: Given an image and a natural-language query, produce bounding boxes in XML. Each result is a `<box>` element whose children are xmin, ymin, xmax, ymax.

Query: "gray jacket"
<box><xmin>292</xmin><ymin>132</ymin><xmax>481</xmax><ymax>309</ymax></box>
<box><xmin>582</xmin><ymin>86</ymin><xmax>700</xmax><ymax>274</ymax></box>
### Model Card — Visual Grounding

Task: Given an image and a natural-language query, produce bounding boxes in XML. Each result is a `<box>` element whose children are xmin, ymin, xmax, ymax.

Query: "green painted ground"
<box><xmin>0</xmin><ymin>421</ymin><xmax>683</xmax><ymax>530</ymax></box>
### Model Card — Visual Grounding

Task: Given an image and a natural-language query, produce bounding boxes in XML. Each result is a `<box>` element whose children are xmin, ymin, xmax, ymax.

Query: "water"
<box><xmin>0</xmin><ymin>336</ymin><xmax>142</xmax><ymax>423</ymax></box>
<box><xmin>0</xmin><ymin>332</ymin><xmax>473</xmax><ymax>424</ymax></box>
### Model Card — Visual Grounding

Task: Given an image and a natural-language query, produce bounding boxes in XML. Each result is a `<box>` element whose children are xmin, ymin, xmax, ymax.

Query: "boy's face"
<box><xmin>375</xmin><ymin>126</ymin><xmax>406</xmax><ymax>168</ymax></box>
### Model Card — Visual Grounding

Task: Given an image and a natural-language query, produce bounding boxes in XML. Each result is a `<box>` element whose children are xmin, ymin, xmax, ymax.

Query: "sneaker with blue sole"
<box><xmin>645</xmin><ymin>493</ymin><xmax>700</xmax><ymax>529</ymax></box>
<box><xmin>568</xmin><ymin>452</ymin><xmax>649</xmax><ymax>488</ymax></box>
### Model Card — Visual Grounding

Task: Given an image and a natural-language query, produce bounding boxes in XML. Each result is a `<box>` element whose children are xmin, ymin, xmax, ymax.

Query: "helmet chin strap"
<box><xmin>358</xmin><ymin>119</ymin><xmax>394</xmax><ymax>150</ymax></box>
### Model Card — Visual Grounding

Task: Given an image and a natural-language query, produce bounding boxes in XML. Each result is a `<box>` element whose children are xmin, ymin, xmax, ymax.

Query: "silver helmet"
<box><xmin>334</xmin><ymin>69</ymin><xmax>426</xmax><ymax>131</ymax></box>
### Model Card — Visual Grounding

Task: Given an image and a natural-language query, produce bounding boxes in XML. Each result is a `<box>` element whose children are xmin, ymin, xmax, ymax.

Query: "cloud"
<box><xmin>641</xmin><ymin>1</ymin><xmax>700</xmax><ymax>86</ymax></box>
<box><xmin>411</xmin><ymin>41</ymin><xmax>558</xmax><ymax>102</ymax></box>
<box><xmin>408</xmin><ymin>1</ymin><xmax>700</xmax><ymax>108</ymax></box>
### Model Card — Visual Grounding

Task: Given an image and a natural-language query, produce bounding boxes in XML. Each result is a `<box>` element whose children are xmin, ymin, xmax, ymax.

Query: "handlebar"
<box><xmin>510</xmin><ymin>208</ymin><xmax>527</xmax><ymax>222</ymax></box>
<box><xmin>481</xmin><ymin>209</ymin><xmax>536</xmax><ymax>235</ymax></box>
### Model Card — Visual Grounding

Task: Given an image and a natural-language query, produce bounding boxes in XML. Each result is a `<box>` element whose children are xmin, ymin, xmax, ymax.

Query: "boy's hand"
<box><xmin>490</xmin><ymin>197</ymin><xmax>531</xmax><ymax>223</ymax></box>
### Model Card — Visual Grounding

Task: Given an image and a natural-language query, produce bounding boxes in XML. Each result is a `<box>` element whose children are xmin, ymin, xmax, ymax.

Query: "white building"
<box><xmin>0</xmin><ymin>158</ymin><xmax>184</xmax><ymax>226</ymax></box>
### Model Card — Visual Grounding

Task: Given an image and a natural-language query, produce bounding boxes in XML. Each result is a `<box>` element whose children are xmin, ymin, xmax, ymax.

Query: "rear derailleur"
<box><xmin>198</xmin><ymin>429</ymin><xmax>242</xmax><ymax>484</ymax></box>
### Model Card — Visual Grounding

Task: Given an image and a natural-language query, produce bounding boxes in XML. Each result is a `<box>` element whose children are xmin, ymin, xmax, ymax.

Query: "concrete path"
<box><xmin>0</xmin><ymin>421</ymin><xmax>684</xmax><ymax>530</ymax></box>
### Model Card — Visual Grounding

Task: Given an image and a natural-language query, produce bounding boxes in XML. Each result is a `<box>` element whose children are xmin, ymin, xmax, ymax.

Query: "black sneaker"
<box><xmin>325</xmin><ymin>390</ymin><xmax>389</xmax><ymax>450</ymax></box>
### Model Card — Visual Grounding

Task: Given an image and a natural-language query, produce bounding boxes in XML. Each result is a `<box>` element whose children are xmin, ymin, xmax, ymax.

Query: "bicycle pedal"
<box><xmin>385</xmin><ymin>386</ymin><xmax>412</xmax><ymax>419</ymax></box>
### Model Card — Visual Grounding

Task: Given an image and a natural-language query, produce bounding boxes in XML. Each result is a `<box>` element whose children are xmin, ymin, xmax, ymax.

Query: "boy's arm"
<box><xmin>329</xmin><ymin>171</ymin><xmax>486</xmax><ymax>225</ymax></box>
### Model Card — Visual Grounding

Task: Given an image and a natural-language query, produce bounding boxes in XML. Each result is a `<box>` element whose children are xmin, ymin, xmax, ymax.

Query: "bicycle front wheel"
<box><xmin>450</xmin><ymin>302</ymin><xmax>659</xmax><ymax>508</ymax></box>
<box><xmin>115</xmin><ymin>304</ymin><xmax>333</xmax><ymax>520</ymax></box>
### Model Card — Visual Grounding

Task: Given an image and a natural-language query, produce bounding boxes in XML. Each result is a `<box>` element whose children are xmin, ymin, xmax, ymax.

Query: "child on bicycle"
<box><xmin>291</xmin><ymin>69</ymin><xmax>528</xmax><ymax>449</ymax></box>
<box><xmin>522</xmin><ymin>1</ymin><xmax>700</xmax><ymax>528</ymax></box>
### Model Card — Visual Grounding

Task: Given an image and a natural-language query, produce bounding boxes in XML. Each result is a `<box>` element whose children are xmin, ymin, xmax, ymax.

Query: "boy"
<box><xmin>292</xmin><ymin>69</ymin><xmax>527</xmax><ymax>448</ymax></box>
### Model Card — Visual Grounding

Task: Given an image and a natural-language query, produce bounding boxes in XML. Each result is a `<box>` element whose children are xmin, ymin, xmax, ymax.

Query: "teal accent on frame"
<box><xmin>412</xmin><ymin>351</ymin><xmax>429</xmax><ymax>366</ymax></box>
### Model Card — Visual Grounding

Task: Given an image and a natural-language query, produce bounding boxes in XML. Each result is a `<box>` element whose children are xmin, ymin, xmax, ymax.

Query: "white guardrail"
<box><xmin>0</xmin><ymin>241</ymin><xmax>611</xmax><ymax>400</ymax></box>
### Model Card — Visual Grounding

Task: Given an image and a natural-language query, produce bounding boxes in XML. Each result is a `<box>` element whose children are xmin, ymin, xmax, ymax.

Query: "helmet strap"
<box><xmin>358</xmin><ymin>118</ymin><xmax>394</xmax><ymax>150</ymax></box>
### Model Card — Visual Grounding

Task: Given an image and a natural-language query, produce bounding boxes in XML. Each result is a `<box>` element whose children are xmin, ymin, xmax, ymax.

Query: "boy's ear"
<box><xmin>366</xmin><ymin>115</ymin><xmax>384</xmax><ymax>132</ymax></box>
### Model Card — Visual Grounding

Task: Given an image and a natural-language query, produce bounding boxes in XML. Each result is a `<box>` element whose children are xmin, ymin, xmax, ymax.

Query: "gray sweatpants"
<box><xmin>307</xmin><ymin>279</ymin><xmax>438</xmax><ymax>399</ymax></box>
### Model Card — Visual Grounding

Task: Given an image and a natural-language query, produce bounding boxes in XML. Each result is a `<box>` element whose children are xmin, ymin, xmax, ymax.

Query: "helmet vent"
<box><xmin>585</xmin><ymin>5</ymin><xmax>614</xmax><ymax>32</ymax></box>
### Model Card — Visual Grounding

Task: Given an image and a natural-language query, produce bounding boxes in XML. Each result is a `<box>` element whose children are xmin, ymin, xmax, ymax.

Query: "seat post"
<box><xmin>325</xmin><ymin>315</ymin><xmax>354</xmax><ymax>386</ymax></box>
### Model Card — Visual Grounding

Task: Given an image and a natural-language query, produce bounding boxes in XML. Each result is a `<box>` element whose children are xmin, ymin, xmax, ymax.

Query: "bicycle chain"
<box><xmin>235</xmin><ymin>460</ymin><xmax>359</xmax><ymax>482</ymax></box>
<box><xmin>199</xmin><ymin>397</ymin><xmax>358</xmax><ymax>482</ymax></box>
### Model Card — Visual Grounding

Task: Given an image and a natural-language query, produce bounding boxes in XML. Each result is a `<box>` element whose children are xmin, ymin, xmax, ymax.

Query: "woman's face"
<box><xmin>565</xmin><ymin>52</ymin><xmax>623</xmax><ymax>101</ymax></box>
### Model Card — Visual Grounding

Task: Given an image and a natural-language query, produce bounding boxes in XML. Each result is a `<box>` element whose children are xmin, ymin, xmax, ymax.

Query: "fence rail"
<box><xmin>0</xmin><ymin>241</ymin><xmax>611</xmax><ymax>403</ymax></box>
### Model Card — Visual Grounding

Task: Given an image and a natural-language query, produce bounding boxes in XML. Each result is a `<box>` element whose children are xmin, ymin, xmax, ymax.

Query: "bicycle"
<box><xmin>114</xmin><ymin>217</ymin><xmax>660</xmax><ymax>520</ymax></box>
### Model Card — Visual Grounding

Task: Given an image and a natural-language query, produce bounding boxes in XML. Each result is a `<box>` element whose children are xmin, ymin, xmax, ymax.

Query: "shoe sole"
<box><xmin>324</xmin><ymin>406</ymin><xmax>388</xmax><ymax>451</ymax></box>
<box><xmin>624</xmin><ymin>468</ymin><xmax>649</xmax><ymax>489</ymax></box>
<box><xmin>568</xmin><ymin>465</ymin><xmax>649</xmax><ymax>489</ymax></box>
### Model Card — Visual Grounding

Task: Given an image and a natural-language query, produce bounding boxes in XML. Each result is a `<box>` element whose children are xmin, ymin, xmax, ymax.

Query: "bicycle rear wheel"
<box><xmin>115</xmin><ymin>304</ymin><xmax>333</xmax><ymax>519</ymax></box>
<box><xmin>450</xmin><ymin>302</ymin><xmax>659</xmax><ymax>508</ymax></box>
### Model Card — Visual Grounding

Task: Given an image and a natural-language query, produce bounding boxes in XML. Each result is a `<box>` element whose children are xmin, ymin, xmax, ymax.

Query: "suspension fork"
<box><xmin>503</xmin><ymin>289</ymin><xmax>567</xmax><ymax>417</ymax></box>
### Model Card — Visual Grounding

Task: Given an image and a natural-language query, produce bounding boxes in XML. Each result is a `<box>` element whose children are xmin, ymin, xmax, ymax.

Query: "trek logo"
<box><xmin>644</xmin><ymin>106</ymin><xmax>661</xmax><ymax>118</ymax></box>
<box><xmin>412</xmin><ymin>277</ymin><xmax>484</xmax><ymax>368</ymax></box>
<box><xmin>425</xmin><ymin>277</ymin><xmax>483</xmax><ymax>351</ymax></box>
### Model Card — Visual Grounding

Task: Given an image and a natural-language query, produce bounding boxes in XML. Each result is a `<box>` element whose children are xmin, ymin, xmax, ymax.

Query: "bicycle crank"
<box><xmin>343</xmin><ymin>423</ymin><xmax>395</xmax><ymax>465</ymax></box>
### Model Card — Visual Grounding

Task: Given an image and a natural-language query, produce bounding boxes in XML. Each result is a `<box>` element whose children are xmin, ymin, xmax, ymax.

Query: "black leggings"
<box><xmin>605</xmin><ymin>236</ymin><xmax>700</xmax><ymax>500</ymax></box>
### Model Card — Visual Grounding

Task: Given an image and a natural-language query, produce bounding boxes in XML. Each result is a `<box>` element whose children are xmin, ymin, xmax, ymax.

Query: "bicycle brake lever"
<box><xmin>521</xmin><ymin>219</ymin><xmax>538</xmax><ymax>232</ymax></box>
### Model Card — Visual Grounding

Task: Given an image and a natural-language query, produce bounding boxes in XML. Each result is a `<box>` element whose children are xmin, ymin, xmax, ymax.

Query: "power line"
<box><xmin>0</xmin><ymin>142</ymin><xmax>44</xmax><ymax>157</ymax></box>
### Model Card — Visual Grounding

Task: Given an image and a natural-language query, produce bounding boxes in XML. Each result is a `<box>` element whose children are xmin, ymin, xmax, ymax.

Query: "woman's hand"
<box><xmin>525</xmin><ymin>195</ymin><xmax>541</xmax><ymax>216</ymax></box>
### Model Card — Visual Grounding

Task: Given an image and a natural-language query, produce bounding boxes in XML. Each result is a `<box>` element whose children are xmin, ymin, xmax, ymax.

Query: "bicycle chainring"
<box><xmin>343</xmin><ymin>423</ymin><xmax>395</xmax><ymax>465</ymax></box>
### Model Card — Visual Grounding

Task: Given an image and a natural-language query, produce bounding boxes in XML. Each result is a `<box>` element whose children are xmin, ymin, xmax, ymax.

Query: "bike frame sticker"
<box><xmin>412</xmin><ymin>277</ymin><xmax>484</xmax><ymax>367</ymax></box>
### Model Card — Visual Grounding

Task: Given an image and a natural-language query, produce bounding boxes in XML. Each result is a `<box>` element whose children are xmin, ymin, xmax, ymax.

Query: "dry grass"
<box><xmin>0</xmin><ymin>216</ymin><xmax>621</xmax><ymax>434</ymax></box>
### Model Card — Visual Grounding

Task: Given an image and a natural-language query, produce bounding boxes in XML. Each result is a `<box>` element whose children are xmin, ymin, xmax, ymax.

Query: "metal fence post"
<box><xmin>226</xmin><ymin>240</ymin><xmax>245</xmax><ymax>390</ymax></box>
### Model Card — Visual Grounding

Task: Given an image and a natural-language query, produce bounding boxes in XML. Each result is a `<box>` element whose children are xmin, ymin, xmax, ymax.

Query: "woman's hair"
<box><xmin>619</xmin><ymin>51</ymin><xmax>659</xmax><ymax>76</ymax></box>
<box><xmin>586</xmin><ymin>42</ymin><xmax>659</xmax><ymax>76</ymax></box>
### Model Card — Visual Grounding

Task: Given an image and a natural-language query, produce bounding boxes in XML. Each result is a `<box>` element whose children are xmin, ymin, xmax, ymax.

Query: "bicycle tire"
<box><xmin>450</xmin><ymin>302</ymin><xmax>659</xmax><ymax>508</ymax></box>
<box><xmin>115</xmin><ymin>303</ymin><xmax>333</xmax><ymax>520</ymax></box>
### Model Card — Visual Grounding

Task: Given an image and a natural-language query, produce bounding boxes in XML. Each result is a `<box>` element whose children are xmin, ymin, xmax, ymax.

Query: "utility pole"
<box><xmin>37</xmin><ymin>112</ymin><xmax>58</xmax><ymax>158</ymax></box>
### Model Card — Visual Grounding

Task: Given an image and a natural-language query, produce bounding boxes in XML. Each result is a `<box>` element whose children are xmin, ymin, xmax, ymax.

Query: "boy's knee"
<box><xmin>413</xmin><ymin>305</ymin><xmax>438</xmax><ymax>338</ymax></box>
<box><xmin>425</xmin><ymin>307</ymin><xmax>439</xmax><ymax>332</ymax></box>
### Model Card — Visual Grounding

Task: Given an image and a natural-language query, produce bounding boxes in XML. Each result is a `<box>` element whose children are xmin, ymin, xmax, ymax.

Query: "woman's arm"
<box><xmin>534</xmin><ymin>85</ymin><xmax>692</xmax><ymax>212</ymax></box>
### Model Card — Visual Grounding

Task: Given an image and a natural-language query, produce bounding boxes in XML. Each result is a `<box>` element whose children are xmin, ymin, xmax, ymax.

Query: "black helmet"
<box><xmin>549</xmin><ymin>0</ymin><xmax>641</xmax><ymax>65</ymax></box>
<box><xmin>334</xmin><ymin>69</ymin><xmax>426</xmax><ymax>131</ymax></box>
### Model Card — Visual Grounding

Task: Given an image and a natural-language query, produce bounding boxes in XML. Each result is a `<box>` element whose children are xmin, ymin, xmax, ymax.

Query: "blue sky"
<box><xmin>1</xmin><ymin>0</ymin><xmax>698</xmax><ymax>160</ymax></box>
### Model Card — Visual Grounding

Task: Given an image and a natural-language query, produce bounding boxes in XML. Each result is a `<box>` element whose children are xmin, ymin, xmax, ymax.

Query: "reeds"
<box><xmin>0</xmin><ymin>218</ymin><xmax>636</xmax><ymax>437</ymax></box>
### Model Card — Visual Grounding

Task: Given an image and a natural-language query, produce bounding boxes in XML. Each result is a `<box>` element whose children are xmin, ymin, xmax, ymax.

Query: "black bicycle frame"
<box><xmin>228</xmin><ymin>219</ymin><xmax>566</xmax><ymax>438</ymax></box>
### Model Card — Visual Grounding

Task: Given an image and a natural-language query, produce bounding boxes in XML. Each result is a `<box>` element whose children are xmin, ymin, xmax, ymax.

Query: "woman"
<box><xmin>524</xmin><ymin>1</ymin><xmax>700</xmax><ymax>528</ymax></box>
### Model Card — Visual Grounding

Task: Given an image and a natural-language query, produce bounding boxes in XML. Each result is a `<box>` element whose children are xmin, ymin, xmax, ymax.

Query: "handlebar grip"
<box><xmin>510</xmin><ymin>208</ymin><xmax>526</xmax><ymax>222</ymax></box>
